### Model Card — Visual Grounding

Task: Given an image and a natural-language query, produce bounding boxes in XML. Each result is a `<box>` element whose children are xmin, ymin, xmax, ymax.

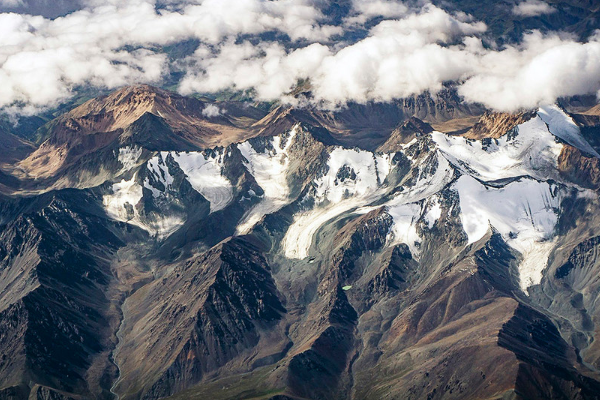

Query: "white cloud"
<box><xmin>0</xmin><ymin>0</ymin><xmax>24</xmax><ymax>7</ymax></box>
<box><xmin>0</xmin><ymin>0</ymin><xmax>339</xmax><ymax>111</ymax></box>
<box><xmin>201</xmin><ymin>103</ymin><xmax>223</xmax><ymax>117</ymax></box>
<box><xmin>181</xmin><ymin>5</ymin><xmax>600</xmax><ymax>112</ymax></box>
<box><xmin>345</xmin><ymin>0</ymin><xmax>408</xmax><ymax>25</ymax></box>
<box><xmin>181</xmin><ymin>5</ymin><xmax>486</xmax><ymax>105</ymax></box>
<box><xmin>459</xmin><ymin>32</ymin><xmax>600</xmax><ymax>111</ymax></box>
<box><xmin>1</xmin><ymin>0</ymin><xmax>600</xmax><ymax>114</ymax></box>
<box><xmin>512</xmin><ymin>0</ymin><xmax>556</xmax><ymax>17</ymax></box>
<box><xmin>180</xmin><ymin>41</ymin><xmax>331</xmax><ymax>100</ymax></box>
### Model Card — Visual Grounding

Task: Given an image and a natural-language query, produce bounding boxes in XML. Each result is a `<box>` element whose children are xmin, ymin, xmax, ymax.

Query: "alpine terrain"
<box><xmin>2</xmin><ymin>1</ymin><xmax>600</xmax><ymax>400</ymax></box>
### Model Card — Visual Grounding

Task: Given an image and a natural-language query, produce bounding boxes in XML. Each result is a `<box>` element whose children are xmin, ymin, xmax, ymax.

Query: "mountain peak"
<box><xmin>14</xmin><ymin>86</ymin><xmax>258</xmax><ymax>187</ymax></box>
<box><xmin>65</xmin><ymin>84</ymin><xmax>201</xmax><ymax>134</ymax></box>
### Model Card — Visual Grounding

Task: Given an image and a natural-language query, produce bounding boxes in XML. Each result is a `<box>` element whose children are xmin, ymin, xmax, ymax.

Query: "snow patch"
<box><xmin>103</xmin><ymin>174</ymin><xmax>143</xmax><ymax>223</ymax></box>
<box><xmin>103</xmin><ymin>173</ymin><xmax>185</xmax><ymax>239</ymax></box>
<box><xmin>118</xmin><ymin>146</ymin><xmax>143</xmax><ymax>172</ymax></box>
<box><xmin>432</xmin><ymin>116</ymin><xmax>563</xmax><ymax>181</ymax></box>
<box><xmin>145</xmin><ymin>152</ymin><xmax>174</xmax><ymax>197</ymax></box>
<box><xmin>314</xmin><ymin>148</ymin><xmax>385</xmax><ymax>203</ymax></box>
<box><xmin>387</xmin><ymin>152</ymin><xmax>454</xmax><ymax>206</ymax></box>
<box><xmin>454</xmin><ymin>175</ymin><xmax>560</xmax><ymax>291</ymax></box>
<box><xmin>236</xmin><ymin>125</ymin><xmax>298</xmax><ymax>235</ymax></box>
<box><xmin>283</xmin><ymin>147</ymin><xmax>393</xmax><ymax>259</ymax></box>
<box><xmin>375</xmin><ymin>153</ymin><xmax>394</xmax><ymax>184</ymax></box>
<box><xmin>171</xmin><ymin>150</ymin><xmax>233</xmax><ymax>213</ymax></box>
<box><xmin>538</xmin><ymin>104</ymin><xmax>600</xmax><ymax>158</ymax></box>
<box><xmin>387</xmin><ymin>203</ymin><xmax>422</xmax><ymax>257</ymax></box>
<box><xmin>424</xmin><ymin>196</ymin><xmax>442</xmax><ymax>229</ymax></box>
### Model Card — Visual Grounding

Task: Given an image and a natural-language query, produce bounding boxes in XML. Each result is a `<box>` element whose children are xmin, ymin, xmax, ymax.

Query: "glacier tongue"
<box><xmin>283</xmin><ymin>147</ymin><xmax>393</xmax><ymax>259</ymax></box>
<box><xmin>453</xmin><ymin>175</ymin><xmax>560</xmax><ymax>291</ymax></box>
<box><xmin>284</xmin><ymin>191</ymin><xmax>385</xmax><ymax>259</ymax></box>
<box><xmin>236</xmin><ymin>126</ymin><xmax>298</xmax><ymax>235</ymax></box>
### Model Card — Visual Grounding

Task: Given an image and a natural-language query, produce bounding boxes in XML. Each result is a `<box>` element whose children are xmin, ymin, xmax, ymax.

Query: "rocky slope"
<box><xmin>1</xmin><ymin>86</ymin><xmax>600</xmax><ymax>399</ymax></box>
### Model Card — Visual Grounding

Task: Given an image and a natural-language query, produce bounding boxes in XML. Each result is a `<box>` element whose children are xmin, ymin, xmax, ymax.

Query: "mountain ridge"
<box><xmin>0</xmin><ymin>85</ymin><xmax>600</xmax><ymax>399</ymax></box>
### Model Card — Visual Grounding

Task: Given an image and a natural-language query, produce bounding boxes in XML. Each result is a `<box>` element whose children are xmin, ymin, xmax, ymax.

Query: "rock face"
<box><xmin>377</xmin><ymin>117</ymin><xmax>434</xmax><ymax>153</ymax></box>
<box><xmin>0</xmin><ymin>191</ymin><xmax>124</xmax><ymax>399</ymax></box>
<box><xmin>113</xmin><ymin>237</ymin><xmax>285</xmax><ymax>400</ymax></box>
<box><xmin>2</xmin><ymin>86</ymin><xmax>600</xmax><ymax>400</ymax></box>
<box><xmin>462</xmin><ymin>111</ymin><xmax>536</xmax><ymax>140</ymax></box>
<box><xmin>558</xmin><ymin>144</ymin><xmax>600</xmax><ymax>189</ymax></box>
<box><xmin>11</xmin><ymin>85</ymin><xmax>266</xmax><ymax>192</ymax></box>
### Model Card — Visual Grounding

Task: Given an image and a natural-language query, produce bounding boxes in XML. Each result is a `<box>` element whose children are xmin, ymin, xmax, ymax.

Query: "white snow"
<box><xmin>171</xmin><ymin>150</ymin><xmax>233</xmax><ymax>213</ymax></box>
<box><xmin>147</xmin><ymin>215</ymin><xmax>186</xmax><ymax>239</ymax></box>
<box><xmin>379</xmin><ymin>153</ymin><xmax>454</xmax><ymax>258</ymax></box>
<box><xmin>117</xmin><ymin>146</ymin><xmax>143</xmax><ymax>172</ymax></box>
<box><xmin>142</xmin><ymin>150</ymin><xmax>234</xmax><ymax>212</ymax></box>
<box><xmin>283</xmin><ymin>147</ymin><xmax>393</xmax><ymax>259</ymax></box>
<box><xmin>538</xmin><ymin>104</ymin><xmax>600</xmax><ymax>158</ymax></box>
<box><xmin>236</xmin><ymin>126</ymin><xmax>298</xmax><ymax>235</ymax></box>
<box><xmin>386</xmin><ymin>152</ymin><xmax>454</xmax><ymax>206</ymax></box>
<box><xmin>453</xmin><ymin>175</ymin><xmax>561</xmax><ymax>291</ymax></box>
<box><xmin>283</xmin><ymin>192</ymin><xmax>383</xmax><ymax>259</ymax></box>
<box><xmin>386</xmin><ymin>203</ymin><xmax>422</xmax><ymax>257</ymax></box>
<box><xmin>103</xmin><ymin>174</ymin><xmax>143</xmax><ymax>222</ymax></box>
<box><xmin>424</xmin><ymin>196</ymin><xmax>442</xmax><ymax>229</ymax></box>
<box><xmin>314</xmin><ymin>148</ymin><xmax>384</xmax><ymax>203</ymax></box>
<box><xmin>375</xmin><ymin>153</ymin><xmax>394</xmax><ymax>184</ymax></box>
<box><xmin>432</xmin><ymin>115</ymin><xmax>563</xmax><ymax>181</ymax></box>
<box><xmin>102</xmin><ymin>173</ymin><xmax>185</xmax><ymax>238</ymax></box>
<box><xmin>517</xmin><ymin>239</ymin><xmax>557</xmax><ymax>291</ymax></box>
<box><xmin>145</xmin><ymin>152</ymin><xmax>174</xmax><ymax>197</ymax></box>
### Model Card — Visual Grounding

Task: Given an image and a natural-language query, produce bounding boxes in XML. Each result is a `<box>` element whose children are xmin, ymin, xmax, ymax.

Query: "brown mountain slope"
<box><xmin>12</xmin><ymin>85</ymin><xmax>263</xmax><ymax>191</ymax></box>
<box><xmin>461</xmin><ymin>111</ymin><xmax>537</xmax><ymax>140</ymax></box>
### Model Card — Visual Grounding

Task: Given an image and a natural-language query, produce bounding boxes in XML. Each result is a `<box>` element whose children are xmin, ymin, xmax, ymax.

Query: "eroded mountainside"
<box><xmin>1</xmin><ymin>85</ymin><xmax>600</xmax><ymax>400</ymax></box>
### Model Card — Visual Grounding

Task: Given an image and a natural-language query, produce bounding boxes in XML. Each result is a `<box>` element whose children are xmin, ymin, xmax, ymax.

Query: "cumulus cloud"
<box><xmin>0</xmin><ymin>5</ymin><xmax>168</xmax><ymax>109</ymax></box>
<box><xmin>309</xmin><ymin>6</ymin><xmax>487</xmax><ymax>104</ymax></box>
<box><xmin>345</xmin><ymin>0</ymin><xmax>409</xmax><ymax>25</ymax></box>
<box><xmin>1</xmin><ymin>0</ymin><xmax>600</xmax><ymax>114</ymax></box>
<box><xmin>181</xmin><ymin>4</ymin><xmax>600</xmax><ymax>112</ymax></box>
<box><xmin>0</xmin><ymin>0</ymin><xmax>337</xmax><ymax>111</ymax></box>
<box><xmin>460</xmin><ymin>32</ymin><xmax>600</xmax><ymax>110</ymax></box>
<box><xmin>201</xmin><ymin>103</ymin><xmax>223</xmax><ymax>117</ymax></box>
<box><xmin>512</xmin><ymin>0</ymin><xmax>556</xmax><ymax>17</ymax></box>
<box><xmin>181</xmin><ymin>5</ymin><xmax>487</xmax><ymax>105</ymax></box>
<box><xmin>180</xmin><ymin>41</ymin><xmax>331</xmax><ymax>100</ymax></box>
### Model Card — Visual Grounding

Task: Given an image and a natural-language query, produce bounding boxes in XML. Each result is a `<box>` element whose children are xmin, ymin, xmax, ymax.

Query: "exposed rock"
<box><xmin>558</xmin><ymin>144</ymin><xmax>600</xmax><ymax>189</ymax></box>
<box><xmin>32</xmin><ymin>386</ymin><xmax>78</xmax><ymax>400</ymax></box>
<box><xmin>377</xmin><ymin>117</ymin><xmax>434</xmax><ymax>152</ymax></box>
<box><xmin>1</xmin><ymin>85</ymin><xmax>600</xmax><ymax>400</ymax></box>
<box><xmin>462</xmin><ymin>111</ymin><xmax>536</xmax><ymax>140</ymax></box>
<box><xmin>113</xmin><ymin>237</ymin><xmax>285</xmax><ymax>399</ymax></box>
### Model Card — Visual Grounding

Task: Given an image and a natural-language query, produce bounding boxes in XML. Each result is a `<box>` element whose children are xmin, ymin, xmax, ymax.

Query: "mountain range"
<box><xmin>0</xmin><ymin>83</ymin><xmax>600</xmax><ymax>400</ymax></box>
